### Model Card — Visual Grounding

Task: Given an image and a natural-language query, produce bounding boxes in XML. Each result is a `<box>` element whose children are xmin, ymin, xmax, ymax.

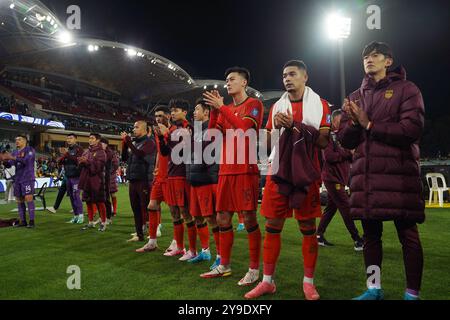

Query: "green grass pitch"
<box><xmin>0</xmin><ymin>185</ymin><xmax>448</xmax><ymax>300</ymax></box>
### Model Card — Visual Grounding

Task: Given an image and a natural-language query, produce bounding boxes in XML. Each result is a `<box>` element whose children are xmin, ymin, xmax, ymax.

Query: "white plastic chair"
<box><xmin>426</xmin><ymin>173</ymin><xmax>449</xmax><ymax>207</ymax></box>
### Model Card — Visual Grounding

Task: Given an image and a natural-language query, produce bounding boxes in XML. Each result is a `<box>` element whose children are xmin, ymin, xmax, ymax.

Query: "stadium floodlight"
<box><xmin>214</xmin><ymin>84</ymin><xmax>218</xmax><ymax>89</ymax></box>
<box><xmin>127</xmin><ymin>48</ymin><xmax>137</xmax><ymax>57</ymax></box>
<box><xmin>10</xmin><ymin>3</ymin><xmax>15</xmax><ymax>9</ymax></box>
<box><xmin>325</xmin><ymin>12</ymin><xmax>351</xmax><ymax>39</ymax></box>
<box><xmin>203</xmin><ymin>85</ymin><xmax>207</xmax><ymax>90</ymax></box>
<box><xmin>325</xmin><ymin>11</ymin><xmax>351</xmax><ymax>104</ymax></box>
<box><xmin>88</xmin><ymin>45</ymin><xmax>99</xmax><ymax>52</ymax></box>
<box><xmin>56</xmin><ymin>31</ymin><xmax>73</xmax><ymax>44</ymax></box>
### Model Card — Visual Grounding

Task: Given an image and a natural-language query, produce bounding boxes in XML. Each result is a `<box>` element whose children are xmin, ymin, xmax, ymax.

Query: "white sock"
<box><xmin>263</xmin><ymin>275</ymin><xmax>272</xmax><ymax>283</ymax></box>
<box><xmin>202</xmin><ymin>248</ymin><xmax>210</xmax><ymax>254</ymax></box>
<box><xmin>249</xmin><ymin>268</ymin><xmax>259</xmax><ymax>273</ymax></box>
<box><xmin>303</xmin><ymin>276</ymin><xmax>314</xmax><ymax>284</ymax></box>
<box><xmin>216</xmin><ymin>255</ymin><xmax>221</xmax><ymax>259</ymax></box>
<box><xmin>148</xmin><ymin>238</ymin><xmax>156</xmax><ymax>246</ymax></box>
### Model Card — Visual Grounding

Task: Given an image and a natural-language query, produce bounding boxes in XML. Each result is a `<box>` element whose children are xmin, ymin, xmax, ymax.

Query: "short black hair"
<box><xmin>89</xmin><ymin>132</ymin><xmax>102</xmax><ymax>140</ymax></box>
<box><xmin>168</xmin><ymin>99</ymin><xmax>190</xmax><ymax>112</ymax></box>
<box><xmin>362</xmin><ymin>41</ymin><xmax>393</xmax><ymax>59</ymax></box>
<box><xmin>16</xmin><ymin>134</ymin><xmax>27</xmax><ymax>141</ymax></box>
<box><xmin>331</xmin><ymin>109</ymin><xmax>343</xmax><ymax>120</ymax></box>
<box><xmin>224</xmin><ymin>66</ymin><xmax>250</xmax><ymax>84</ymax></box>
<box><xmin>154</xmin><ymin>105</ymin><xmax>170</xmax><ymax>114</ymax></box>
<box><xmin>195</xmin><ymin>98</ymin><xmax>210</xmax><ymax>111</ymax></box>
<box><xmin>100</xmin><ymin>137</ymin><xmax>109</xmax><ymax>145</ymax></box>
<box><xmin>67</xmin><ymin>133</ymin><xmax>77</xmax><ymax>138</ymax></box>
<box><xmin>283</xmin><ymin>60</ymin><xmax>308</xmax><ymax>72</ymax></box>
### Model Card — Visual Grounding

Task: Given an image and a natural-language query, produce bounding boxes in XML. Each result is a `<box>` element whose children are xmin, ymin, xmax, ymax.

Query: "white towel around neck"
<box><xmin>268</xmin><ymin>86</ymin><xmax>323</xmax><ymax>162</ymax></box>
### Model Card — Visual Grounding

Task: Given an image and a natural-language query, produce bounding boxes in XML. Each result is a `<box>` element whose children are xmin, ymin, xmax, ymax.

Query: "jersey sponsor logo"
<box><xmin>385</xmin><ymin>89</ymin><xmax>394</xmax><ymax>99</ymax></box>
<box><xmin>251</xmin><ymin>108</ymin><xmax>259</xmax><ymax>117</ymax></box>
<box><xmin>326</xmin><ymin>114</ymin><xmax>332</xmax><ymax>124</ymax></box>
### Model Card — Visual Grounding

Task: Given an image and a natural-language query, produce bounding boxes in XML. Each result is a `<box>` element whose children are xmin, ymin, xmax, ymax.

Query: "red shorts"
<box><xmin>190</xmin><ymin>184</ymin><xmax>217</xmax><ymax>217</ymax></box>
<box><xmin>260</xmin><ymin>174</ymin><xmax>322</xmax><ymax>221</ymax></box>
<box><xmin>216</xmin><ymin>174</ymin><xmax>259</xmax><ymax>212</ymax></box>
<box><xmin>150</xmin><ymin>179</ymin><xmax>169</xmax><ymax>203</ymax></box>
<box><xmin>166</xmin><ymin>177</ymin><xmax>190</xmax><ymax>207</ymax></box>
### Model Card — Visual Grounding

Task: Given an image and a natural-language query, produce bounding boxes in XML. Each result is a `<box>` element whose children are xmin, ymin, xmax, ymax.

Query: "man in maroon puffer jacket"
<box><xmin>339</xmin><ymin>41</ymin><xmax>425</xmax><ymax>300</ymax></box>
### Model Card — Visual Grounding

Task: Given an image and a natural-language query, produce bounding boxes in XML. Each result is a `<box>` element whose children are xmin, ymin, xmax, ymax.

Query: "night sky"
<box><xmin>41</xmin><ymin>0</ymin><xmax>450</xmax><ymax>118</ymax></box>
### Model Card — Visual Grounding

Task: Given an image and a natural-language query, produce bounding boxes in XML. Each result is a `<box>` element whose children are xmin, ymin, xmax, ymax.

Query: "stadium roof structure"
<box><xmin>0</xmin><ymin>0</ymin><xmax>265</xmax><ymax>109</ymax></box>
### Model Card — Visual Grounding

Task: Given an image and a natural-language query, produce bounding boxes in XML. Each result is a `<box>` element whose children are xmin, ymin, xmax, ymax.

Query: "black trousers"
<box><xmin>129</xmin><ymin>180</ymin><xmax>150</xmax><ymax>239</ymax></box>
<box><xmin>362</xmin><ymin>219</ymin><xmax>424</xmax><ymax>291</ymax></box>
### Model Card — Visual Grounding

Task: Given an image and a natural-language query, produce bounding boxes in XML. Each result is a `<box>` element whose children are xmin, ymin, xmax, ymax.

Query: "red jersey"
<box><xmin>154</xmin><ymin>135</ymin><xmax>169</xmax><ymax>181</ymax></box>
<box><xmin>266</xmin><ymin>98</ymin><xmax>331</xmax><ymax>131</ymax></box>
<box><xmin>210</xmin><ymin>97</ymin><xmax>264</xmax><ymax>176</ymax></box>
<box><xmin>266</xmin><ymin>98</ymin><xmax>331</xmax><ymax>172</ymax></box>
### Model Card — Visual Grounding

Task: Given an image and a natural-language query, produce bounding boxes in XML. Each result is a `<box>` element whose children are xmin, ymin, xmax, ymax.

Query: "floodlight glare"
<box><xmin>127</xmin><ymin>49</ymin><xmax>137</xmax><ymax>56</ymax></box>
<box><xmin>57</xmin><ymin>31</ymin><xmax>73</xmax><ymax>44</ymax></box>
<box><xmin>325</xmin><ymin>13</ymin><xmax>351</xmax><ymax>39</ymax></box>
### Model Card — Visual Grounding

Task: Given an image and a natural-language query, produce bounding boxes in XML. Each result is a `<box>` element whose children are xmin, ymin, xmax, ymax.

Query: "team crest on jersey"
<box><xmin>326</xmin><ymin>114</ymin><xmax>332</xmax><ymax>124</ymax></box>
<box><xmin>93</xmin><ymin>152</ymin><xmax>96</xmax><ymax>157</ymax></box>
<box><xmin>385</xmin><ymin>89</ymin><xmax>394</xmax><ymax>99</ymax></box>
<box><xmin>251</xmin><ymin>108</ymin><xmax>259</xmax><ymax>117</ymax></box>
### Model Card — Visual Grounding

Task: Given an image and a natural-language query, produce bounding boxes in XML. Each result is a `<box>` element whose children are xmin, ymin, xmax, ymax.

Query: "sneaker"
<box><xmin>70</xmin><ymin>209</ymin><xmax>74</xmax><ymax>213</ymax></box>
<box><xmin>157</xmin><ymin>224</ymin><xmax>162</xmax><ymax>237</ymax></box>
<box><xmin>404</xmin><ymin>292</ymin><xmax>420</xmax><ymax>300</ymax></box>
<box><xmin>163</xmin><ymin>248</ymin><xmax>186</xmax><ymax>257</ymax></box>
<box><xmin>98</xmin><ymin>223</ymin><xmax>106</xmax><ymax>232</ymax></box>
<box><xmin>244</xmin><ymin>281</ymin><xmax>276</xmax><ymax>299</ymax></box>
<box><xmin>200</xmin><ymin>264</ymin><xmax>232</xmax><ymax>278</ymax></box>
<box><xmin>164</xmin><ymin>239</ymin><xmax>178</xmax><ymax>253</ymax></box>
<box><xmin>76</xmin><ymin>215</ymin><xmax>84</xmax><ymax>224</ymax></box>
<box><xmin>210</xmin><ymin>257</ymin><xmax>221</xmax><ymax>270</ymax></box>
<box><xmin>352</xmin><ymin>288</ymin><xmax>384</xmax><ymax>300</ymax></box>
<box><xmin>136</xmin><ymin>241</ymin><xmax>158</xmax><ymax>253</ymax></box>
<box><xmin>127</xmin><ymin>235</ymin><xmax>143</xmax><ymax>242</ymax></box>
<box><xmin>236</xmin><ymin>223</ymin><xmax>245</xmax><ymax>232</ymax></box>
<box><xmin>81</xmin><ymin>222</ymin><xmax>95</xmax><ymax>230</ymax></box>
<box><xmin>106</xmin><ymin>218</ymin><xmax>112</xmax><ymax>225</ymax></box>
<box><xmin>354</xmin><ymin>240</ymin><xmax>364</xmax><ymax>252</ymax></box>
<box><xmin>26</xmin><ymin>220</ymin><xmax>35</xmax><ymax>229</ymax></box>
<box><xmin>67</xmin><ymin>217</ymin><xmax>77</xmax><ymax>224</ymax></box>
<box><xmin>303</xmin><ymin>282</ymin><xmax>320</xmax><ymax>300</ymax></box>
<box><xmin>93</xmin><ymin>218</ymin><xmax>101</xmax><ymax>227</ymax></box>
<box><xmin>188</xmin><ymin>250</ymin><xmax>212</xmax><ymax>263</ymax></box>
<box><xmin>179</xmin><ymin>250</ymin><xmax>197</xmax><ymax>261</ymax></box>
<box><xmin>47</xmin><ymin>206</ymin><xmax>57</xmax><ymax>214</ymax></box>
<box><xmin>13</xmin><ymin>220</ymin><xmax>27</xmax><ymax>228</ymax></box>
<box><xmin>130</xmin><ymin>232</ymin><xmax>137</xmax><ymax>236</ymax></box>
<box><xmin>317</xmin><ymin>235</ymin><xmax>334</xmax><ymax>247</ymax></box>
<box><xmin>238</xmin><ymin>269</ymin><xmax>260</xmax><ymax>286</ymax></box>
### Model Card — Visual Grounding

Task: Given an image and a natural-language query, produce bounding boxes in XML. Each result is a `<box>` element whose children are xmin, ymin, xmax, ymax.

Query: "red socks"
<box><xmin>149</xmin><ymin>210</ymin><xmax>158</xmax><ymax>240</ymax></box>
<box><xmin>219</xmin><ymin>226</ymin><xmax>234</xmax><ymax>265</ymax></box>
<box><xmin>97</xmin><ymin>202</ymin><xmax>107</xmax><ymax>223</ymax></box>
<box><xmin>197</xmin><ymin>223</ymin><xmax>210</xmax><ymax>250</ymax></box>
<box><xmin>87</xmin><ymin>203</ymin><xmax>95</xmax><ymax>222</ymax></box>
<box><xmin>212</xmin><ymin>226</ymin><xmax>220</xmax><ymax>256</ymax></box>
<box><xmin>247</xmin><ymin>224</ymin><xmax>261</xmax><ymax>270</ymax></box>
<box><xmin>173</xmin><ymin>220</ymin><xmax>185</xmax><ymax>249</ymax></box>
<box><xmin>111</xmin><ymin>197</ymin><xmax>117</xmax><ymax>215</ymax></box>
<box><xmin>263</xmin><ymin>225</ymin><xmax>282</xmax><ymax>276</ymax></box>
<box><xmin>187</xmin><ymin>221</ymin><xmax>197</xmax><ymax>252</ymax></box>
<box><xmin>302</xmin><ymin>234</ymin><xmax>318</xmax><ymax>278</ymax></box>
